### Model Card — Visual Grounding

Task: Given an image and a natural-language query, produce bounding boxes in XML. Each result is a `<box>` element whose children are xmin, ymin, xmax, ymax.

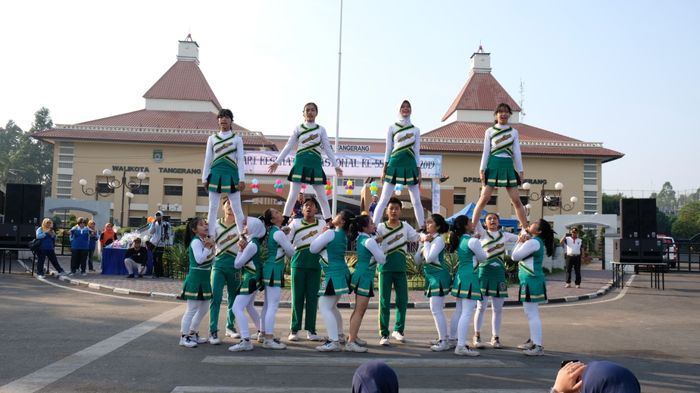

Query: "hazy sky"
<box><xmin>2</xmin><ymin>0</ymin><xmax>698</xmax><ymax>195</ymax></box>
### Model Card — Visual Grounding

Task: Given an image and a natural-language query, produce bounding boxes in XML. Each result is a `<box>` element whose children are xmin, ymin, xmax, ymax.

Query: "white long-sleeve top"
<box><xmin>383</xmin><ymin>117</ymin><xmax>421</xmax><ymax>166</ymax></box>
<box><xmin>465</xmin><ymin>237</ymin><xmax>489</xmax><ymax>268</ymax></box>
<box><xmin>364</xmin><ymin>236</ymin><xmax>387</xmax><ymax>265</ymax></box>
<box><xmin>274</xmin><ymin>122</ymin><xmax>339</xmax><ymax>168</ymax></box>
<box><xmin>479</xmin><ymin>124</ymin><xmax>523</xmax><ymax>172</ymax></box>
<box><xmin>414</xmin><ymin>235</ymin><xmax>445</xmax><ymax>267</ymax></box>
<box><xmin>191</xmin><ymin>238</ymin><xmax>215</xmax><ymax>265</ymax></box>
<box><xmin>202</xmin><ymin>130</ymin><xmax>246</xmax><ymax>183</ymax></box>
<box><xmin>309</xmin><ymin>229</ymin><xmax>335</xmax><ymax>254</ymax></box>
<box><xmin>511</xmin><ymin>238</ymin><xmax>540</xmax><ymax>272</ymax></box>
<box><xmin>273</xmin><ymin>229</ymin><xmax>296</xmax><ymax>258</ymax></box>
<box><xmin>234</xmin><ymin>241</ymin><xmax>258</xmax><ymax>269</ymax></box>
<box><xmin>474</xmin><ymin>223</ymin><xmax>519</xmax><ymax>267</ymax></box>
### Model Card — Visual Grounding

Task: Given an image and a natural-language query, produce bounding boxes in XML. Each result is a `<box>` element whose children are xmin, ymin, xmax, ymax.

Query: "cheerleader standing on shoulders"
<box><xmin>414</xmin><ymin>214</ymin><xmax>452</xmax><ymax>351</ymax></box>
<box><xmin>448</xmin><ymin>216</ymin><xmax>488</xmax><ymax>356</ymax></box>
<box><xmin>179</xmin><ymin>218</ymin><xmax>215</xmax><ymax>348</ymax></box>
<box><xmin>259</xmin><ymin>208</ymin><xmax>295</xmax><ymax>349</ymax></box>
<box><xmin>372</xmin><ymin>100</ymin><xmax>425</xmax><ymax>228</ymax></box>
<box><xmin>346</xmin><ymin>215</ymin><xmax>386</xmax><ymax>353</ymax></box>
<box><xmin>228</xmin><ymin>217</ymin><xmax>266</xmax><ymax>352</ymax></box>
<box><xmin>472</xmin><ymin>212</ymin><xmax>519</xmax><ymax>349</ymax></box>
<box><xmin>268</xmin><ymin>103</ymin><xmax>343</xmax><ymax>226</ymax></box>
<box><xmin>208</xmin><ymin>196</ymin><xmax>242</xmax><ymax>345</ymax></box>
<box><xmin>309</xmin><ymin>210</ymin><xmax>357</xmax><ymax>352</ymax></box>
<box><xmin>511</xmin><ymin>218</ymin><xmax>554</xmax><ymax>356</ymax></box>
<box><xmin>202</xmin><ymin>109</ymin><xmax>247</xmax><ymax>239</ymax></box>
<box><xmin>471</xmin><ymin>103</ymin><xmax>528</xmax><ymax>231</ymax></box>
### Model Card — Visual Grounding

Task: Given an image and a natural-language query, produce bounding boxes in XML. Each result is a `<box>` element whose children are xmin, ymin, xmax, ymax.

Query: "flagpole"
<box><xmin>332</xmin><ymin>0</ymin><xmax>344</xmax><ymax>216</ymax></box>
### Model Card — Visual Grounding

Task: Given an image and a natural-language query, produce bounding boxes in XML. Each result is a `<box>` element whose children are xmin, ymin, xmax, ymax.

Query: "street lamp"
<box><xmin>522</xmin><ymin>181</ymin><xmax>578</xmax><ymax>218</ymax></box>
<box><xmin>79</xmin><ymin>169</ymin><xmax>146</xmax><ymax>227</ymax></box>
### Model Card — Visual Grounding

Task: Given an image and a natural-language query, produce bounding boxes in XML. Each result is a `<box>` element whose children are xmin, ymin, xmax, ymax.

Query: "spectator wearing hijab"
<box><xmin>352</xmin><ymin>360</ymin><xmax>399</xmax><ymax>393</ymax></box>
<box><xmin>551</xmin><ymin>360</ymin><xmax>640</xmax><ymax>393</ymax></box>
<box><xmin>100</xmin><ymin>223</ymin><xmax>118</xmax><ymax>248</ymax></box>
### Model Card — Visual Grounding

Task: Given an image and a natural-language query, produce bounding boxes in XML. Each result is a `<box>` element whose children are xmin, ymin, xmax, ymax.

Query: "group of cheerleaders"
<box><xmin>178</xmin><ymin>100</ymin><xmax>555</xmax><ymax>357</ymax></box>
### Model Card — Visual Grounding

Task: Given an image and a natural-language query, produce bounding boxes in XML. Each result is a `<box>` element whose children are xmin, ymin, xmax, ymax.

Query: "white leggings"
<box><xmin>429</xmin><ymin>296</ymin><xmax>448</xmax><ymax>341</ymax></box>
<box><xmin>207</xmin><ymin>191</ymin><xmax>245</xmax><ymax>238</ymax></box>
<box><xmin>283</xmin><ymin>182</ymin><xmax>332</xmax><ymax>220</ymax></box>
<box><xmin>232</xmin><ymin>293</ymin><xmax>260</xmax><ymax>339</ymax></box>
<box><xmin>180</xmin><ymin>300</ymin><xmax>209</xmax><ymax>335</ymax></box>
<box><xmin>260</xmin><ymin>286</ymin><xmax>281</xmax><ymax>336</ymax></box>
<box><xmin>523</xmin><ymin>302</ymin><xmax>542</xmax><ymax>346</ymax></box>
<box><xmin>372</xmin><ymin>182</ymin><xmax>424</xmax><ymax>225</ymax></box>
<box><xmin>455</xmin><ymin>299</ymin><xmax>477</xmax><ymax>346</ymax></box>
<box><xmin>474</xmin><ymin>296</ymin><xmax>505</xmax><ymax>337</ymax></box>
<box><xmin>319</xmin><ymin>295</ymin><xmax>343</xmax><ymax>341</ymax></box>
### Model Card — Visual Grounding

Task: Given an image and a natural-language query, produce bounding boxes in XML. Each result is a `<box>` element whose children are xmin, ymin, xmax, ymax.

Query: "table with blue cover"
<box><xmin>101</xmin><ymin>247</ymin><xmax>153</xmax><ymax>275</ymax></box>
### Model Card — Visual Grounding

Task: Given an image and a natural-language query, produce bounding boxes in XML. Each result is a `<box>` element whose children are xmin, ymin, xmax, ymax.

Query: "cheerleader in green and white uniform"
<box><xmin>228</xmin><ymin>217</ymin><xmax>266</xmax><ymax>352</ymax></box>
<box><xmin>511</xmin><ymin>218</ymin><xmax>554</xmax><ymax>356</ymax></box>
<box><xmin>449</xmin><ymin>215</ymin><xmax>488</xmax><ymax>356</ymax></box>
<box><xmin>309</xmin><ymin>210</ymin><xmax>356</xmax><ymax>352</ymax></box>
<box><xmin>471</xmin><ymin>103</ymin><xmax>528</xmax><ymax>231</ymax></box>
<box><xmin>202</xmin><ymin>109</ymin><xmax>247</xmax><ymax>239</ymax></box>
<box><xmin>259</xmin><ymin>208</ymin><xmax>295</xmax><ymax>349</ymax></box>
<box><xmin>414</xmin><ymin>214</ymin><xmax>452</xmax><ymax>352</ymax></box>
<box><xmin>346</xmin><ymin>215</ymin><xmax>386</xmax><ymax>353</ymax></box>
<box><xmin>268</xmin><ymin>103</ymin><xmax>343</xmax><ymax>225</ymax></box>
<box><xmin>372</xmin><ymin>100</ymin><xmax>425</xmax><ymax>227</ymax></box>
<box><xmin>179</xmin><ymin>218</ymin><xmax>215</xmax><ymax>348</ymax></box>
<box><xmin>472</xmin><ymin>212</ymin><xmax>519</xmax><ymax>349</ymax></box>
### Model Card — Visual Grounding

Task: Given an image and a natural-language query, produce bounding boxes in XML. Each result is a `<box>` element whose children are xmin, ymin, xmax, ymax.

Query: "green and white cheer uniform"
<box><xmin>351</xmin><ymin>233</ymin><xmax>386</xmax><ymax>297</ymax></box>
<box><xmin>274</xmin><ymin>122</ymin><xmax>340</xmax><ymax>185</ymax></box>
<box><xmin>181</xmin><ymin>236</ymin><xmax>215</xmax><ymax>300</ymax></box>
<box><xmin>384</xmin><ymin>120</ymin><xmax>421</xmax><ymax>185</ymax></box>
<box><xmin>209</xmin><ymin>219</ymin><xmax>241</xmax><ymax>334</ymax></box>
<box><xmin>311</xmin><ymin>229</ymin><xmax>351</xmax><ymax>296</ymax></box>
<box><xmin>475</xmin><ymin>224</ymin><xmax>519</xmax><ymax>298</ymax></box>
<box><xmin>263</xmin><ymin>226</ymin><xmax>295</xmax><ymax>287</ymax></box>
<box><xmin>202</xmin><ymin>130</ymin><xmax>246</xmax><ymax>193</ymax></box>
<box><xmin>451</xmin><ymin>234</ymin><xmax>488</xmax><ymax>300</ymax></box>
<box><xmin>234</xmin><ymin>237</ymin><xmax>263</xmax><ymax>295</ymax></box>
<box><xmin>512</xmin><ymin>237</ymin><xmax>547</xmax><ymax>303</ymax></box>
<box><xmin>479</xmin><ymin>125</ymin><xmax>523</xmax><ymax>187</ymax></box>
<box><xmin>415</xmin><ymin>236</ymin><xmax>451</xmax><ymax>297</ymax></box>
<box><xmin>288</xmin><ymin>218</ymin><xmax>324</xmax><ymax>333</ymax></box>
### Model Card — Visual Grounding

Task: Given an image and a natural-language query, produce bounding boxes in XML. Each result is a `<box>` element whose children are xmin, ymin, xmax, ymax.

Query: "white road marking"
<box><xmin>0</xmin><ymin>305</ymin><xmax>184</xmax><ymax>393</ymax></box>
<box><xmin>172</xmin><ymin>387</ymin><xmax>542</xmax><ymax>393</ymax></box>
<box><xmin>202</xmin><ymin>355</ymin><xmax>509</xmax><ymax>368</ymax></box>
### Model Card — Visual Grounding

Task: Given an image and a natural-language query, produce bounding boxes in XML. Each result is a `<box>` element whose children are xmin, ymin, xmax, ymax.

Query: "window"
<box><xmin>58</xmin><ymin>162</ymin><xmax>73</xmax><ymax>169</ymax></box>
<box><xmin>164</xmin><ymin>185</ymin><xmax>183</xmax><ymax>196</ymax></box>
<box><xmin>584</xmin><ymin>179</ymin><xmax>597</xmax><ymax>185</ymax></box>
<box><xmin>584</xmin><ymin>197</ymin><xmax>598</xmax><ymax>204</ymax></box>
<box><xmin>56</xmin><ymin>181</ymin><xmax>72</xmax><ymax>188</ymax></box>
<box><xmin>197</xmin><ymin>185</ymin><xmax>208</xmax><ymax>197</ymax></box>
<box><xmin>584</xmin><ymin>191</ymin><xmax>597</xmax><ymax>197</ymax></box>
<box><xmin>131</xmin><ymin>185</ymin><xmax>149</xmax><ymax>195</ymax></box>
<box><xmin>543</xmin><ymin>194</ymin><xmax>560</xmax><ymax>207</ymax></box>
<box><xmin>487</xmin><ymin>195</ymin><xmax>497</xmax><ymax>205</ymax></box>
<box><xmin>453</xmin><ymin>194</ymin><xmax>465</xmax><ymax>205</ymax></box>
<box><xmin>57</xmin><ymin>174</ymin><xmax>72</xmax><ymax>181</ymax></box>
<box><xmin>59</xmin><ymin>142</ymin><xmax>74</xmax><ymax>155</ymax></box>
<box><xmin>58</xmin><ymin>154</ymin><xmax>74</xmax><ymax>162</ymax></box>
<box><xmin>97</xmin><ymin>183</ymin><xmax>114</xmax><ymax>194</ymax></box>
<box><xmin>520</xmin><ymin>196</ymin><xmax>529</xmax><ymax>206</ymax></box>
<box><xmin>128</xmin><ymin>217</ymin><xmax>147</xmax><ymax>227</ymax></box>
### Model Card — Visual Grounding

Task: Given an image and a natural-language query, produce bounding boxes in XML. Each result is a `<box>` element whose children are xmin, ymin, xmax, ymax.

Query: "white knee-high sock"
<box><xmin>407</xmin><ymin>184</ymin><xmax>425</xmax><ymax>226</ymax></box>
<box><xmin>474</xmin><ymin>297</ymin><xmax>488</xmax><ymax>334</ymax></box>
<box><xmin>331</xmin><ymin>301</ymin><xmax>343</xmax><ymax>337</ymax></box>
<box><xmin>282</xmin><ymin>182</ymin><xmax>303</xmax><ymax>217</ymax></box>
<box><xmin>263</xmin><ymin>287</ymin><xmax>281</xmax><ymax>336</ymax></box>
<box><xmin>181</xmin><ymin>300</ymin><xmax>200</xmax><ymax>334</ymax></box>
<box><xmin>188</xmin><ymin>300</ymin><xmax>210</xmax><ymax>333</ymax></box>
<box><xmin>311</xmin><ymin>184</ymin><xmax>332</xmax><ymax>220</ymax></box>
<box><xmin>228</xmin><ymin>191</ymin><xmax>246</xmax><ymax>235</ymax></box>
<box><xmin>319</xmin><ymin>295</ymin><xmax>339</xmax><ymax>341</ymax></box>
<box><xmin>523</xmin><ymin>302</ymin><xmax>542</xmax><ymax>346</ymax></box>
<box><xmin>372</xmin><ymin>182</ymin><xmax>396</xmax><ymax>224</ymax></box>
<box><xmin>429</xmin><ymin>296</ymin><xmax>447</xmax><ymax>341</ymax></box>
<box><xmin>233</xmin><ymin>294</ymin><xmax>254</xmax><ymax>339</ymax></box>
<box><xmin>207</xmin><ymin>192</ymin><xmax>222</xmax><ymax>238</ymax></box>
<box><xmin>457</xmin><ymin>299</ymin><xmax>477</xmax><ymax>346</ymax></box>
<box><xmin>491</xmin><ymin>297</ymin><xmax>505</xmax><ymax>337</ymax></box>
<box><xmin>449</xmin><ymin>299</ymin><xmax>462</xmax><ymax>340</ymax></box>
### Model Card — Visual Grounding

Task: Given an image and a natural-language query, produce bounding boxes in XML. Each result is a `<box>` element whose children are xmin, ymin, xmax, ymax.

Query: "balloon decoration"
<box><xmin>274</xmin><ymin>179</ymin><xmax>284</xmax><ymax>193</ymax></box>
<box><xmin>147</xmin><ymin>216</ymin><xmax>155</xmax><ymax>224</ymax></box>
<box><xmin>300</xmin><ymin>184</ymin><xmax>307</xmax><ymax>193</ymax></box>
<box><xmin>394</xmin><ymin>184</ymin><xmax>404</xmax><ymax>196</ymax></box>
<box><xmin>250</xmin><ymin>178</ymin><xmax>260</xmax><ymax>194</ymax></box>
<box><xmin>324</xmin><ymin>179</ymin><xmax>333</xmax><ymax>197</ymax></box>
<box><xmin>369</xmin><ymin>181</ymin><xmax>378</xmax><ymax>196</ymax></box>
<box><xmin>345</xmin><ymin>180</ymin><xmax>354</xmax><ymax>195</ymax></box>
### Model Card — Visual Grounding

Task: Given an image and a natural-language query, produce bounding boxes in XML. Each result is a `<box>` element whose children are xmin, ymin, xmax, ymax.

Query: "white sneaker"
<box><xmin>263</xmin><ymin>338</ymin><xmax>287</xmax><ymax>350</ymax></box>
<box><xmin>379</xmin><ymin>336</ymin><xmax>390</xmax><ymax>346</ymax></box>
<box><xmin>490</xmin><ymin>336</ymin><xmax>502</xmax><ymax>349</ymax></box>
<box><xmin>288</xmin><ymin>331</ymin><xmax>299</xmax><ymax>341</ymax></box>
<box><xmin>81</xmin><ymin>272</ymin><xmax>88</xmax><ymax>276</ymax></box>
<box><xmin>517</xmin><ymin>339</ymin><xmax>534</xmax><ymax>350</ymax></box>
<box><xmin>431</xmin><ymin>338</ymin><xmax>456</xmax><ymax>348</ymax></box>
<box><xmin>430</xmin><ymin>340</ymin><xmax>450</xmax><ymax>352</ymax></box>
<box><xmin>523</xmin><ymin>344</ymin><xmax>544</xmax><ymax>356</ymax></box>
<box><xmin>354</xmin><ymin>337</ymin><xmax>367</xmax><ymax>346</ymax></box>
<box><xmin>208</xmin><ymin>332</ymin><xmax>221</xmax><ymax>345</ymax></box>
<box><xmin>338</xmin><ymin>333</ymin><xmax>346</xmax><ymax>344</ymax></box>
<box><xmin>193</xmin><ymin>333</ymin><xmax>208</xmax><ymax>344</ymax></box>
<box><xmin>256</xmin><ymin>331</ymin><xmax>265</xmax><ymax>343</ymax></box>
<box><xmin>345</xmin><ymin>341</ymin><xmax>368</xmax><ymax>353</ymax></box>
<box><xmin>454</xmin><ymin>344</ymin><xmax>480</xmax><ymax>356</ymax></box>
<box><xmin>307</xmin><ymin>331</ymin><xmax>323</xmax><ymax>341</ymax></box>
<box><xmin>179</xmin><ymin>335</ymin><xmax>197</xmax><ymax>348</ymax></box>
<box><xmin>228</xmin><ymin>338</ymin><xmax>254</xmax><ymax>352</ymax></box>
<box><xmin>575</xmin><ymin>284</ymin><xmax>580</xmax><ymax>289</ymax></box>
<box><xmin>225</xmin><ymin>328</ymin><xmax>240</xmax><ymax>339</ymax></box>
<box><xmin>36</xmin><ymin>275</ymin><xmax>45</xmax><ymax>279</ymax></box>
<box><xmin>473</xmin><ymin>335</ymin><xmax>485</xmax><ymax>349</ymax></box>
<box><xmin>565</xmin><ymin>283</ymin><xmax>571</xmax><ymax>288</ymax></box>
<box><xmin>391</xmin><ymin>331</ymin><xmax>406</xmax><ymax>343</ymax></box>
<box><xmin>315</xmin><ymin>340</ymin><xmax>341</xmax><ymax>352</ymax></box>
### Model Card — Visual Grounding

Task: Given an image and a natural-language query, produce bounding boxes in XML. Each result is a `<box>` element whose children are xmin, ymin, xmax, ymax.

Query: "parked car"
<box><xmin>658</xmin><ymin>235</ymin><xmax>677</xmax><ymax>266</ymax></box>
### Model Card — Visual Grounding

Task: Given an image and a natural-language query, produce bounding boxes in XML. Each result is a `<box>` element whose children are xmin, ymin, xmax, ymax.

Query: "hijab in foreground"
<box><xmin>352</xmin><ymin>360</ymin><xmax>399</xmax><ymax>393</ymax></box>
<box><xmin>582</xmin><ymin>361</ymin><xmax>641</xmax><ymax>393</ymax></box>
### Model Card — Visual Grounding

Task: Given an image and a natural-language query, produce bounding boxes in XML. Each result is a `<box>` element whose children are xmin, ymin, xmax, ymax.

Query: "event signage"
<box><xmin>463</xmin><ymin>176</ymin><xmax>547</xmax><ymax>184</ymax></box>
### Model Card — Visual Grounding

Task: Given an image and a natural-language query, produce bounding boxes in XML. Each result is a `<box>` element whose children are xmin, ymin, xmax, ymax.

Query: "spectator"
<box><xmin>552</xmin><ymin>360</ymin><xmax>640</xmax><ymax>393</ymax></box>
<box><xmin>148</xmin><ymin>211</ymin><xmax>171</xmax><ymax>278</ymax></box>
<box><xmin>352</xmin><ymin>360</ymin><xmax>399</xmax><ymax>393</ymax></box>
<box><xmin>560</xmin><ymin>227</ymin><xmax>583</xmax><ymax>288</ymax></box>
<box><xmin>35</xmin><ymin>218</ymin><xmax>66</xmax><ymax>278</ymax></box>
<box><xmin>124</xmin><ymin>238</ymin><xmax>148</xmax><ymax>278</ymax></box>
<box><xmin>69</xmin><ymin>217</ymin><xmax>91</xmax><ymax>276</ymax></box>
<box><xmin>87</xmin><ymin>219</ymin><xmax>99</xmax><ymax>272</ymax></box>
<box><xmin>100</xmin><ymin>223</ymin><xmax>118</xmax><ymax>248</ymax></box>
<box><xmin>368</xmin><ymin>195</ymin><xmax>378</xmax><ymax>217</ymax></box>
<box><xmin>292</xmin><ymin>192</ymin><xmax>305</xmax><ymax>219</ymax></box>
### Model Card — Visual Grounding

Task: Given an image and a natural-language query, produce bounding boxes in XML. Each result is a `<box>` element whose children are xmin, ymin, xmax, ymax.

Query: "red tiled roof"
<box><xmin>442</xmin><ymin>72</ymin><xmax>521</xmax><ymax>121</ymax></box>
<box><xmin>77</xmin><ymin>109</ymin><xmax>246</xmax><ymax>131</ymax></box>
<box><xmin>143</xmin><ymin>61</ymin><xmax>222</xmax><ymax>109</ymax></box>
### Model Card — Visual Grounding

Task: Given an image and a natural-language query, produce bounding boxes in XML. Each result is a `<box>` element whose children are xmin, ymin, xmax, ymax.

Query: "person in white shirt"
<box><xmin>560</xmin><ymin>227</ymin><xmax>583</xmax><ymax>288</ymax></box>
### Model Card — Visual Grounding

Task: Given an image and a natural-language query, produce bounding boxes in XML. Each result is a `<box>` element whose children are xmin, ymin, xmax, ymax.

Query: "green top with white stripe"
<box><xmin>489</xmin><ymin>126</ymin><xmax>515</xmax><ymax>157</ymax></box>
<box><xmin>212</xmin><ymin>132</ymin><xmax>240</xmax><ymax>168</ymax></box>
<box><xmin>289</xmin><ymin>218</ymin><xmax>323</xmax><ymax>269</ymax></box>
<box><xmin>188</xmin><ymin>236</ymin><xmax>215</xmax><ymax>270</ymax></box>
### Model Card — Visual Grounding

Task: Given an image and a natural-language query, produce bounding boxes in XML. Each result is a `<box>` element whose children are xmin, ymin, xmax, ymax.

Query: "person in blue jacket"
<box><xmin>69</xmin><ymin>217</ymin><xmax>91</xmax><ymax>276</ymax></box>
<box><xmin>35</xmin><ymin>218</ymin><xmax>66</xmax><ymax>278</ymax></box>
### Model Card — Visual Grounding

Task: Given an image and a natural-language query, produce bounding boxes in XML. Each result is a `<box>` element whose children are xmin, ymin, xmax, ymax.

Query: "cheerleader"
<box><xmin>309</xmin><ymin>210</ymin><xmax>356</xmax><ymax>352</ymax></box>
<box><xmin>179</xmin><ymin>218</ymin><xmax>215</xmax><ymax>348</ymax></box>
<box><xmin>372</xmin><ymin>100</ymin><xmax>425</xmax><ymax>228</ymax></box>
<box><xmin>202</xmin><ymin>109</ymin><xmax>247</xmax><ymax>239</ymax></box>
<box><xmin>259</xmin><ymin>208</ymin><xmax>295</xmax><ymax>349</ymax></box>
<box><xmin>228</xmin><ymin>217</ymin><xmax>266</xmax><ymax>352</ymax></box>
<box><xmin>511</xmin><ymin>218</ymin><xmax>554</xmax><ymax>356</ymax></box>
<box><xmin>448</xmin><ymin>216</ymin><xmax>488</xmax><ymax>356</ymax></box>
<box><xmin>471</xmin><ymin>103</ymin><xmax>528</xmax><ymax>231</ymax></box>
<box><xmin>414</xmin><ymin>214</ymin><xmax>452</xmax><ymax>351</ymax></box>
<box><xmin>346</xmin><ymin>215</ymin><xmax>386</xmax><ymax>353</ymax></box>
<box><xmin>472</xmin><ymin>212</ymin><xmax>518</xmax><ymax>349</ymax></box>
<box><xmin>208</xmin><ymin>196</ymin><xmax>242</xmax><ymax>345</ymax></box>
<box><xmin>268</xmin><ymin>103</ymin><xmax>343</xmax><ymax>225</ymax></box>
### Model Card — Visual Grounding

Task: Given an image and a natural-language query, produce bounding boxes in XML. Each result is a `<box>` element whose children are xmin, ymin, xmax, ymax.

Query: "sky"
<box><xmin>2</xmin><ymin>0</ymin><xmax>698</xmax><ymax>196</ymax></box>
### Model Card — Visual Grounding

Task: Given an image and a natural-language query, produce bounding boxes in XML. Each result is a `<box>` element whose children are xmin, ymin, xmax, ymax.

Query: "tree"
<box><xmin>602</xmin><ymin>193</ymin><xmax>623</xmax><ymax>215</ymax></box>
<box><xmin>0</xmin><ymin>120</ymin><xmax>24</xmax><ymax>185</ymax></box>
<box><xmin>657</xmin><ymin>210</ymin><xmax>675</xmax><ymax>235</ymax></box>
<box><xmin>652</xmin><ymin>182</ymin><xmax>678</xmax><ymax>215</ymax></box>
<box><xmin>671</xmin><ymin>201</ymin><xmax>700</xmax><ymax>239</ymax></box>
<box><xmin>29</xmin><ymin>107</ymin><xmax>55</xmax><ymax>195</ymax></box>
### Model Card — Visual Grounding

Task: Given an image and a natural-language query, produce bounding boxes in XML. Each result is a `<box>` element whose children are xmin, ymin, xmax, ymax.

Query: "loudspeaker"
<box><xmin>3</xmin><ymin>184</ymin><xmax>42</xmax><ymax>225</ymax></box>
<box><xmin>0</xmin><ymin>223</ymin><xmax>19</xmax><ymax>247</ymax></box>
<box><xmin>620</xmin><ymin>198</ymin><xmax>657</xmax><ymax>239</ymax></box>
<box><xmin>613</xmin><ymin>238</ymin><xmax>640</xmax><ymax>262</ymax></box>
<box><xmin>637</xmin><ymin>198</ymin><xmax>657</xmax><ymax>239</ymax></box>
<box><xmin>620</xmin><ymin>199</ymin><xmax>639</xmax><ymax>238</ymax></box>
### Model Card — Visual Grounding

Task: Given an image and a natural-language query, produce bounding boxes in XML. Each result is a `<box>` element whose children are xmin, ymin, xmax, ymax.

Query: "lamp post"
<box><xmin>79</xmin><ymin>169</ymin><xmax>146</xmax><ymax>227</ymax></box>
<box><xmin>522</xmin><ymin>181</ymin><xmax>578</xmax><ymax>218</ymax></box>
